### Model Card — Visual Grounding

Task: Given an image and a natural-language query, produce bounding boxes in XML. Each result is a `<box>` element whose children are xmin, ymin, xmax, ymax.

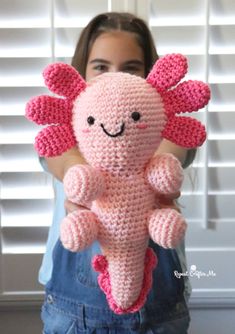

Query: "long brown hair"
<box><xmin>71</xmin><ymin>12</ymin><xmax>158</xmax><ymax>78</ymax></box>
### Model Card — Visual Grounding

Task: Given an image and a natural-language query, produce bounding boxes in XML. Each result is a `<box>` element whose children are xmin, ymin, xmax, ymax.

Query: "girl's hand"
<box><xmin>64</xmin><ymin>199</ymin><xmax>89</xmax><ymax>213</ymax></box>
<box><xmin>158</xmin><ymin>191</ymin><xmax>181</xmax><ymax>212</ymax></box>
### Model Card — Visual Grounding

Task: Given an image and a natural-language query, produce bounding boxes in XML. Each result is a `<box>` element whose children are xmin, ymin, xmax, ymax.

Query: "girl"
<box><xmin>40</xmin><ymin>12</ymin><xmax>194</xmax><ymax>334</ymax></box>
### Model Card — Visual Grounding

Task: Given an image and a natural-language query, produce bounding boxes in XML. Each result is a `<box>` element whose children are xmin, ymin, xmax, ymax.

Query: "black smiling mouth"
<box><xmin>100</xmin><ymin>123</ymin><xmax>125</xmax><ymax>138</ymax></box>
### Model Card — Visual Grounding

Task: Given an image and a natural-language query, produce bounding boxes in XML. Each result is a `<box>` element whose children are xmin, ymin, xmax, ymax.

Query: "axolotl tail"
<box><xmin>92</xmin><ymin>247</ymin><xmax>157</xmax><ymax>314</ymax></box>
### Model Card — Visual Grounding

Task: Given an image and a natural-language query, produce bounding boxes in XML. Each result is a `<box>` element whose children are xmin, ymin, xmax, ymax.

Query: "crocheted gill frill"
<box><xmin>26</xmin><ymin>54</ymin><xmax>210</xmax><ymax>314</ymax></box>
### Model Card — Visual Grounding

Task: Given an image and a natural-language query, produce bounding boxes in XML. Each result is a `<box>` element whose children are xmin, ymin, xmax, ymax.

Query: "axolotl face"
<box><xmin>72</xmin><ymin>72</ymin><xmax>167</xmax><ymax>173</ymax></box>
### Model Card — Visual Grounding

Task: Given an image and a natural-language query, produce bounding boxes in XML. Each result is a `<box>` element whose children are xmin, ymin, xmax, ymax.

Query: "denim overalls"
<box><xmin>41</xmin><ymin>236</ymin><xmax>190</xmax><ymax>334</ymax></box>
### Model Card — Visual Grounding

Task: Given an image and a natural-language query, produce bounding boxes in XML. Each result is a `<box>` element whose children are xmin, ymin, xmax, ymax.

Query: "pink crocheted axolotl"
<box><xmin>26</xmin><ymin>54</ymin><xmax>210</xmax><ymax>314</ymax></box>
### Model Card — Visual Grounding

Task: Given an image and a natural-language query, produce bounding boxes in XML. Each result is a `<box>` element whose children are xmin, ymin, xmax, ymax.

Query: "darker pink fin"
<box><xmin>92</xmin><ymin>254</ymin><xmax>108</xmax><ymax>272</ymax></box>
<box><xmin>162</xmin><ymin>116</ymin><xmax>206</xmax><ymax>148</ymax></box>
<box><xmin>146</xmin><ymin>54</ymin><xmax>188</xmax><ymax>92</ymax></box>
<box><xmin>92</xmin><ymin>248</ymin><xmax>157</xmax><ymax>314</ymax></box>
<box><xmin>163</xmin><ymin>80</ymin><xmax>211</xmax><ymax>116</ymax></box>
<box><xmin>25</xmin><ymin>95</ymin><xmax>73</xmax><ymax>125</ymax></box>
<box><xmin>43</xmin><ymin>63</ymin><xmax>86</xmax><ymax>100</ymax></box>
<box><xmin>35</xmin><ymin>124</ymin><xmax>77</xmax><ymax>157</ymax></box>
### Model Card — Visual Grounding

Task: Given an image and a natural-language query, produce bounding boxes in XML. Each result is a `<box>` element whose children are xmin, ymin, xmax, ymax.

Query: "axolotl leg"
<box><xmin>60</xmin><ymin>209</ymin><xmax>99</xmax><ymax>252</ymax></box>
<box><xmin>148</xmin><ymin>208</ymin><xmax>187</xmax><ymax>249</ymax></box>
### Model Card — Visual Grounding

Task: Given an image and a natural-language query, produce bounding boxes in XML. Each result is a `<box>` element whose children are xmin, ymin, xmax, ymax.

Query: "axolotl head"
<box><xmin>26</xmin><ymin>54</ymin><xmax>210</xmax><ymax>168</ymax></box>
<box><xmin>72</xmin><ymin>54</ymin><xmax>210</xmax><ymax>173</ymax></box>
<box><xmin>73</xmin><ymin>72</ymin><xmax>166</xmax><ymax>173</ymax></box>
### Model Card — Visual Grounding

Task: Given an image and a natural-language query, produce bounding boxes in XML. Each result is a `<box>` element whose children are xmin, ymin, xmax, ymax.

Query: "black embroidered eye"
<box><xmin>131</xmin><ymin>111</ymin><xmax>141</xmax><ymax>121</ymax></box>
<box><xmin>87</xmin><ymin>116</ymin><xmax>95</xmax><ymax>125</ymax></box>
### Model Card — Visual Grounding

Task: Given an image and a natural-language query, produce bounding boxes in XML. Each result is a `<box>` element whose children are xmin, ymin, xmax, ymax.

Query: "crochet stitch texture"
<box><xmin>26</xmin><ymin>54</ymin><xmax>210</xmax><ymax>314</ymax></box>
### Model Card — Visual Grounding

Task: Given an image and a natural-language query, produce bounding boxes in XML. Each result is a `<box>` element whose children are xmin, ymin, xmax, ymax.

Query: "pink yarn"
<box><xmin>25</xmin><ymin>53</ymin><xmax>210</xmax><ymax>313</ymax></box>
<box><xmin>43</xmin><ymin>62</ymin><xmax>86</xmax><ymax>100</ymax></box>
<box><xmin>35</xmin><ymin>124</ymin><xmax>76</xmax><ymax>157</ymax></box>
<box><xmin>92</xmin><ymin>248</ymin><xmax>157</xmax><ymax>314</ymax></box>
<box><xmin>146</xmin><ymin>154</ymin><xmax>183</xmax><ymax>194</ymax></box>
<box><xmin>162</xmin><ymin>80</ymin><xmax>211</xmax><ymax>116</ymax></box>
<box><xmin>60</xmin><ymin>209</ymin><xmax>99</xmax><ymax>251</ymax></box>
<box><xmin>162</xmin><ymin>116</ymin><xmax>207</xmax><ymax>148</ymax></box>
<box><xmin>63</xmin><ymin>164</ymin><xmax>106</xmax><ymax>204</ymax></box>
<box><xmin>146</xmin><ymin>53</ymin><xmax>188</xmax><ymax>92</ymax></box>
<box><xmin>26</xmin><ymin>95</ymin><xmax>73</xmax><ymax>125</ymax></box>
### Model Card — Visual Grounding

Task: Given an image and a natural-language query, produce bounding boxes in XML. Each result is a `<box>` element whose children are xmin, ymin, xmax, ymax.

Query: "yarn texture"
<box><xmin>26</xmin><ymin>54</ymin><xmax>210</xmax><ymax>314</ymax></box>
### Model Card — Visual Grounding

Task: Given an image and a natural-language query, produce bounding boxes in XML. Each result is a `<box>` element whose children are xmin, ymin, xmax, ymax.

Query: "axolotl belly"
<box><xmin>91</xmin><ymin>172</ymin><xmax>157</xmax><ymax>313</ymax></box>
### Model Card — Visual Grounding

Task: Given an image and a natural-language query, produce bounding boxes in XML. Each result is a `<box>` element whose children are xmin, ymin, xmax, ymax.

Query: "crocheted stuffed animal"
<box><xmin>26</xmin><ymin>54</ymin><xmax>210</xmax><ymax>314</ymax></box>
